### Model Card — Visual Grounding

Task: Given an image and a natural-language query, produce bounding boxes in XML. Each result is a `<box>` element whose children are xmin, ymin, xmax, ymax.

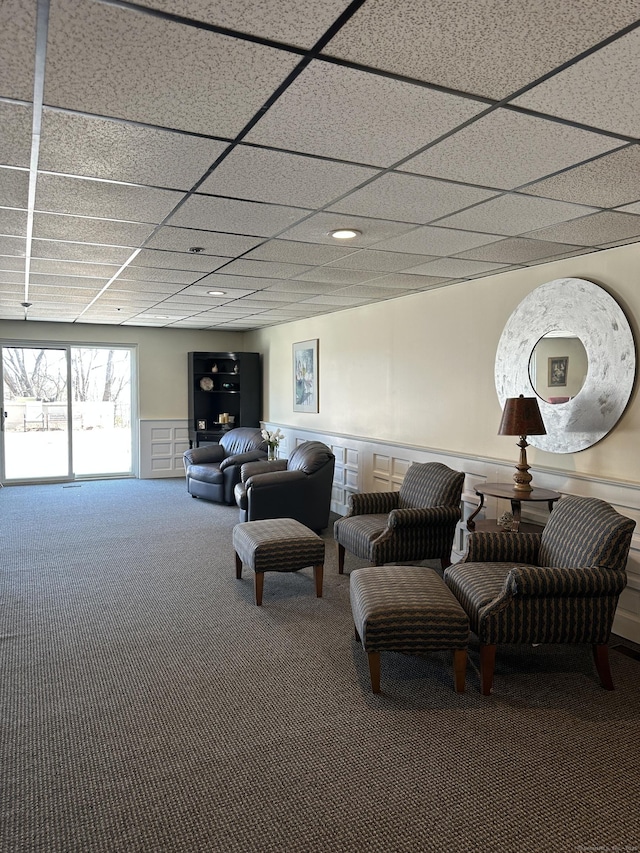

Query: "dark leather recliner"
<box><xmin>183</xmin><ymin>427</ymin><xmax>268</xmax><ymax>504</ymax></box>
<box><xmin>234</xmin><ymin>440</ymin><xmax>335</xmax><ymax>531</ymax></box>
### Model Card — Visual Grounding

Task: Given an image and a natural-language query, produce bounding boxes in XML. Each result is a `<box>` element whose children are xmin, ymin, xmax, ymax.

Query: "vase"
<box><xmin>268</xmin><ymin>445</ymin><xmax>277</xmax><ymax>462</ymax></box>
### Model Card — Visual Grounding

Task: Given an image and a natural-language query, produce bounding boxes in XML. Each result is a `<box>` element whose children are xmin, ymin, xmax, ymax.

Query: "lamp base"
<box><xmin>512</xmin><ymin>437</ymin><xmax>534</xmax><ymax>492</ymax></box>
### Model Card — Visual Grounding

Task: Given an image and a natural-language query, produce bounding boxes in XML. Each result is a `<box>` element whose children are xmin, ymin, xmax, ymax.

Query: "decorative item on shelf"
<box><xmin>222</xmin><ymin>382</ymin><xmax>238</xmax><ymax>390</ymax></box>
<box><xmin>211</xmin><ymin>364</ymin><xmax>218</xmax><ymax>373</ymax></box>
<box><xmin>233</xmin><ymin>363</ymin><xmax>239</xmax><ymax>374</ymax></box>
<box><xmin>261</xmin><ymin>427</ymin><xmax>283</xmax><ymax>462</ymax></box>
<box><xmin>498</xmin><ymin>394</ymin><xmax>547</xmax><ymax>492</ymax></box>
<box><xmin>197</xmin><ymin>419</ymin><xmax>207</xmax><ymax>431</ymax></box>
<box><xmin>199</xmin><ymin>377</ymin><xmax>214</xmax><ymax>391</ymax></box>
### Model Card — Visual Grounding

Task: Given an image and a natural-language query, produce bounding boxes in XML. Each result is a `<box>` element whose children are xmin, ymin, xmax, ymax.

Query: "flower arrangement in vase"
<box><xmin>261</xmin><ymin>427</ymin><xmax>283</xmax><ymax>461</ymax></box>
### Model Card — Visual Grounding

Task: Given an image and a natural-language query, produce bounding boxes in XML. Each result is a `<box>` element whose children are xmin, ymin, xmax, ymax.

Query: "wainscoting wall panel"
<box><xmin>262</xmin><ymin>422</ymin><xmax>640</xmax><ymax>644</ymax></box>
<box><xmin>139</xmin><ymin>420</ymin><xmax>190</xmax><ymax>479</ymax></box>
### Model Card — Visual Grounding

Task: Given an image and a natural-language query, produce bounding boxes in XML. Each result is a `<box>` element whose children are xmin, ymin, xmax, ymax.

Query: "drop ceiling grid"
<box><xmin>0</xmin><ymin>0</ymin><xmax>639</xmax><ymax>328</ymax></box>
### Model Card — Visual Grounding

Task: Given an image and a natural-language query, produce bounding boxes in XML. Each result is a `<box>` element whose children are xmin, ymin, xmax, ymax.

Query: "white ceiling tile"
<box><xmin>117</xmin><ymin>266</ymin><xmax>199</xmax><ymax>284</ymax></box>
<box><xmin>199</xmin><ymin>146</ymin><xmax>379</xmax><ymax>208</ymax></box>
<box><xmin>371</xmin><ymin>272</ymin><xmax>451</xmax><ymax>290</ymax></box>
<box><xmin>260</xmin><ymin>280</ymin><xmax>343</xmax><ymax>294</ymax></box>
<box><xmin>0</xmin><ymin>236</ymin><xmax>26</xmax><ymax>257</ymax></box>
<box><xmin>145</xmin><ymin>226</ymin><xmax>262</xmax><ymax>256</ymax></box>
<box><xmin>453</xmin><ymin>237</ymin><xmax>587</xmax><ymax>264</ymax></box>
<box><xmin>280</xmin><ymin>211</ymin><xmax>416</xmax><ymax>246</ymax></box>
<box><xmin>33</xmin><ymin>213</ymin><xmax>155</xmax><ymax>246</ymax></box>
<box><xmin>45</xmin><ymin>0</ymin><xmax>302</xmax><ymax>137</ymax></box>
<box><xmin>371</xmin><ymin>224</ymin><xmax>505</xmax><ymax>255</ymax></box>
<box><xmin>131</xmin><ymin>249</ymin><xmax>231</xmax><ymax>272</ymax></box>
<box><xmin>404</xmin><ymin>257</ymin><xmax>509</xmax><ymax>278</ymax></box>
<box><xmin>245</xmin><ymin>239</ymin><xmax>354</xmax><ymax>265</ymax></box>
<box><xmin>39</xmin><ymin>110</ymin><xmax>231</xmax><ymax>190</ymax></box>
<box><xmin>108</xmin><ymin>279</ymin><xmax>186</xmax><ymax>295</ymax></box>
<box><xmin>0</xmin><ymin>207</ymin><xmax>28</xmax><ymax>237</ymax></box>
<box><xmin>168</xmin><ymin>194</ymin><xmax>310</xmax><ymax>237</ymax></box>
<box><xmin>245</xmin><ymin>60</ymin><xmax>485</xmax><ymax>166</ymax></box>
<box><xmin>400</xmin><ymin>109</ymin><xmax>622</xmax><ymax>189</ymax></box>
<box><xmin>521</xmin><ymin>145</ymin><xmax>640</xmax><ymax>208</ymax></box>
<box><xmin>0</xmin><ymin>270</ymin><xmax>27</xmax><ymax>285</ymax></box>
<box><xmin>29</xmin><ymin>273</ymin><xmax>109</xmax><ymax>290</ymax></box>
<box><xmin>618</xmin><ymin>201</ymin><xmax>640</xmax><ymax>215</ymax></box>
<box><xmin>437</xmin><ymin>194</ymin><xmax>598</xmax><ymax>235</ymax></box>
<box><xmin>325</xmin><ymin>249</ymin><xmax>438</xmax><ymax>272</ymax></box>
<box><xmin>135</xmin><ymin>0</ymin><xmax>354</xmax><ymax>48</ymax></box>
<box><xmin>30</xmin><ymin>258</ymin><xmax>120</xmax><ymax>278</ymax></box>
<box><xmin>523</xmin><ymin>210</ymin><xmax>640</xmax><ymax>245</ymax></box>
<box><xmin>215</xmin><ymin>259</ymin><xmax>312</xmax><ymax>279</ymax></box>
<box><xmin>32</xmin><ymin>239</ymin><xmax>132</xmax><ymax>265</ymax></box>
<box><xmin>514</xmin><ymin>29</ymin><xmax>640</xmax><ymax>138</ymax></box>
<box><xmin>323</xmin><ymin>0</ymin><xmax>640</xmax><ymax>99</ymax></box>
<box><xmin>35</xmin><ymin>174</ymin><xmax>184</xmax><ymax>223</ymax></box>
<box><xmin>0</xmin><ymin>167</ymin><xmax>29</xmax><ymax>208</ymax></box>
<box><xmin>302</xmin><ymin>293</ymin><xmax>372</xmax><ymax>306</ymax></box>
<box><xmin>0</xmin><ymin>255</ymin><xmax>25</xmax><ymax>272</ymax></box>
<box><xmin>294</xmin><ymin>267</ymin><xmax>383</xmax><ymax>285</ymax></box>
<box><xmin>334</xmin><ymin>283</ymin><xmax>415</xmax><ymax>299</ymax></box>
<box><xmin>329</xmin><ymin>173</ymin><xmax>497</xmax><ymax>223</ymax></box>
<box><xmin>0</xmin><ymin>0</ymin><xmax>35</xmax><ymax>100</ymax></box>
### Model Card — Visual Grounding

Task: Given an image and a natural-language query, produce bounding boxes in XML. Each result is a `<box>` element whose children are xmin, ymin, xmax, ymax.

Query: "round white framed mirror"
<box><xmin>495</xmin><ymin>278</ymin><xmax>636</xmax><ymax>453</ymax></box>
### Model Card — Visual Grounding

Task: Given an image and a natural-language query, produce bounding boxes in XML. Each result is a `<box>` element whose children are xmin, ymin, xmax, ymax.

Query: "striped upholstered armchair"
<box><xmin>334</xmin><ymin>462</ymin><xmax>464</xmax><ymax>574</ymax></box>
<box><xmin>444</xmin><ymin>495</ymin><xmax>635</xmax><ymax>695</ymax></box>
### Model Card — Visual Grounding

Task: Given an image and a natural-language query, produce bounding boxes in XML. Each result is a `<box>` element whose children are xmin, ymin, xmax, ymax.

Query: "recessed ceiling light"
<box><xmin>329</xmin><ymin>228</ymin><xmax>362</xmax><ymax>240</ymax></box>
<box><xmin>207</xmin><ymin>290</ymin><xmax>226</xmax><ymax>296</ymax></box>
<box><xmin>189</xmin><ymin>246</ymin><xmax>205</xmax><ymax>253</ymax></box>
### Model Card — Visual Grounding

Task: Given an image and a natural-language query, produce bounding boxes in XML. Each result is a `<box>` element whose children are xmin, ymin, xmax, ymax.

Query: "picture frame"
<box><xmin>548</xmin><ymin>356</ymin><xmax>568</xmax><ymax>387</ymax></box>
<box><xmin>197</xmin><ymin>419</ymin><xmax>207</xmax><ymax>431</ymax></box>
<box><xmin>293</xmin><ymin>339</ymin><xmax>319</xmax><ymax>413</ymax></box>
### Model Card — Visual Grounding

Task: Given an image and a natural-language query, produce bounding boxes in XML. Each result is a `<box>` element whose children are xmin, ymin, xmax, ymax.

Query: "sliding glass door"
<box><xmin>1</xmin><ymin>344</ymin><xmax>134</xmax><ymax>483</ymax></box>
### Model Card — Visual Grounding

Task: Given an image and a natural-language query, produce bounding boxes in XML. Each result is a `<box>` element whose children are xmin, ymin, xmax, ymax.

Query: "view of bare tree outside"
<box><xmin>1</xmin><ymin>345</ymin><xmax>133</xmax><ymax>481</ymax></box>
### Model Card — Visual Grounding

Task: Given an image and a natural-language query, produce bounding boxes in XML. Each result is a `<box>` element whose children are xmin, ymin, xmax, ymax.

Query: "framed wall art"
<box><xmin>548</xmin><ymin>356</ymin><xmax>568</xmax><ymax>387</ymax></box>
<box><xmin>293</xmin><ymin>339</ymin><xmax>318</xmax><ymax>413</ymax></box>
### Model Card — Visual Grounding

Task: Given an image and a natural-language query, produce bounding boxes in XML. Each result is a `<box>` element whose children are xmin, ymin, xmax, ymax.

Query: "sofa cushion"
<box><xmin>186</xmin><ymin>463</ymin><xmax>223</xmax><ymax>485</ymax></box>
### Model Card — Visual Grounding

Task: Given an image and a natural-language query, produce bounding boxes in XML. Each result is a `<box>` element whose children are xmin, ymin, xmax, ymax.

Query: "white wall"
<box><xmin>246</xmin><ymin>242</ymin><xmax>640</xmax><ymax>486</ymax></box>
<box><xmin>0</xmin><ymin>321</ymin><xmax>245</xmax><ymax>420</ymax></box>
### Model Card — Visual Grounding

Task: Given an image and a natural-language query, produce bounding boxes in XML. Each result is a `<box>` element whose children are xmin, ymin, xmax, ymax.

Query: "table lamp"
<box><xmin>498</xmin><ymin>394</ymin><xmax>547</xmax><ymax>492</ymax></box>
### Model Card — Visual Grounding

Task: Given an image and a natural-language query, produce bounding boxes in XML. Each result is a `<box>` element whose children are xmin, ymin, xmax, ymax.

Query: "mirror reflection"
<box><xmin>528</xmin><ymin>331</ymin><xmax>589</xmax><ymax>405</ymax></box>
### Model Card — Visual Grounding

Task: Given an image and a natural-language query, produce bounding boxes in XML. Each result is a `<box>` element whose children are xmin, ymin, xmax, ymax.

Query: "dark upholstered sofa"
<box><xmin>234</xmin><ymin>440</ymin><xmax>335</xmax><ymax>531</ymax></box>
<box><xmin>183</xmin><ymin>427</ymin><xmax>268</xmax><ymax>504</ymax></box>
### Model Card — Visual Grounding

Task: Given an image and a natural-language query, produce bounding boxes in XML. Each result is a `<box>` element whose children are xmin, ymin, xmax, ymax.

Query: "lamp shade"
<box><xmin>498</xmin><ymin>394</ymin><xmax>546</xmax><ymax>437</ymax></box>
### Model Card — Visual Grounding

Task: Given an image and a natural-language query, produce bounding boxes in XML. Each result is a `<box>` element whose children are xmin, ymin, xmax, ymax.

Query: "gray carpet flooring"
<box><xmin>2</xmin><ymin>478</ymin><xmax>640</xmax><ymax>853</ymax></box>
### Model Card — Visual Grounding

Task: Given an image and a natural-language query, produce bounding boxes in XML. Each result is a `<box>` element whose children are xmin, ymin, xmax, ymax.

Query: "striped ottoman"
<box><xmin>349</xmin><ymin>566</ymin><xmax>469</xmax><ymax>693</ymax></box>
<box><xmin>233</xmin><ymin>518</ymin><xmax>325</xmax><ymax>606</ymax></box>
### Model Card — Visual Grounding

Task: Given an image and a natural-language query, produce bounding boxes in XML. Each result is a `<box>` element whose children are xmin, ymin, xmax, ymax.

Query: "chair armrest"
<box><xmin>346</xmin><ymin>491</ymin><xmax>399</xmax><ymax>517</ymax></box>
<box><xmin>219</xmin><ymin>450</ymin><xmax>267</xmax><ymax>471</ymax></box>
<box><xmin>387</xmin><ymin>505</ymin><xmax>460</xmax><ymax>529</ymax></box>
<box><xmin>241</xmin><ymin>459</ymin><xmax>287</xmax><ymax>481</ymax></box>
<box><xmin>183</xmin><ymin>445</ymin><xmax>225</xmax><ymax>467</ymax></box>
<box><xmin>245</xmin><ymin>469</ymin><xmax>306</xmax><ymax>489</ymax></box>
<box><xmin>504</xmin><ymin>565</ymin><xmax>627</xmax><ymax>598</ymax></box>
<box><xmin>464</xmin><ymin>531</ymin><xmax>541</xmax><ymax>564</ymax></box>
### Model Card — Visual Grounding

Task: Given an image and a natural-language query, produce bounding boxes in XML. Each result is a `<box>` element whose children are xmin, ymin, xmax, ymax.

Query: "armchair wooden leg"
<box><xmin>235</xmin><ymin>552</ymin><xmax>242</xmax><ymax>579</ymax></box>
<box><xmin>313</xmin><ymin>564</ymin><xmax>324</xmax><ymax>598</ymax></box>
<box><xmin>367</xmin><ymin>651</ymin><xmax>381</xmax><ymax>693</ymax></box>
<box><xmin>254</xmin><ymin>572</ymin><xmax>264</xmax><ymax>607</ymax></box>
<box><xmin>593</xmin><ymin>644</ymin><xmax>615</xmax><ymax>690</ymax></box>
<box><xmin>453</xmin><ymin>649</ymin><xmax>467</xmax><ymax>693</ymax></box>
<box><xmin>337</xmin><ymin>543</ymin><xmax>346</xmax><ymax>574</ymax></box>
<box><xmin>479</xmin><ymin>644</ymin><xmax>497</xmax><ymax>695</ymax></box>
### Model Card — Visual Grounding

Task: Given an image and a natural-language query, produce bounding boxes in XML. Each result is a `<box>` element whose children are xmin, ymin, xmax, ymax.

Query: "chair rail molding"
<box><xmin>262</xmin><ymin>422</ymin><xmax>640</xmax><ymax>644</ymax></box>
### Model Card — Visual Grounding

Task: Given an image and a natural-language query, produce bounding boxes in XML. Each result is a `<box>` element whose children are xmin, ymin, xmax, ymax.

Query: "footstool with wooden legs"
<box><xmin>233</xmin><ymin>518</ymin><xmax>325</xmax><ymax>606</ymax></box>
<box><xmin>349</xmin><ymin>565</ymin><xmax>469</xmax><ymax>693</ymax></box>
